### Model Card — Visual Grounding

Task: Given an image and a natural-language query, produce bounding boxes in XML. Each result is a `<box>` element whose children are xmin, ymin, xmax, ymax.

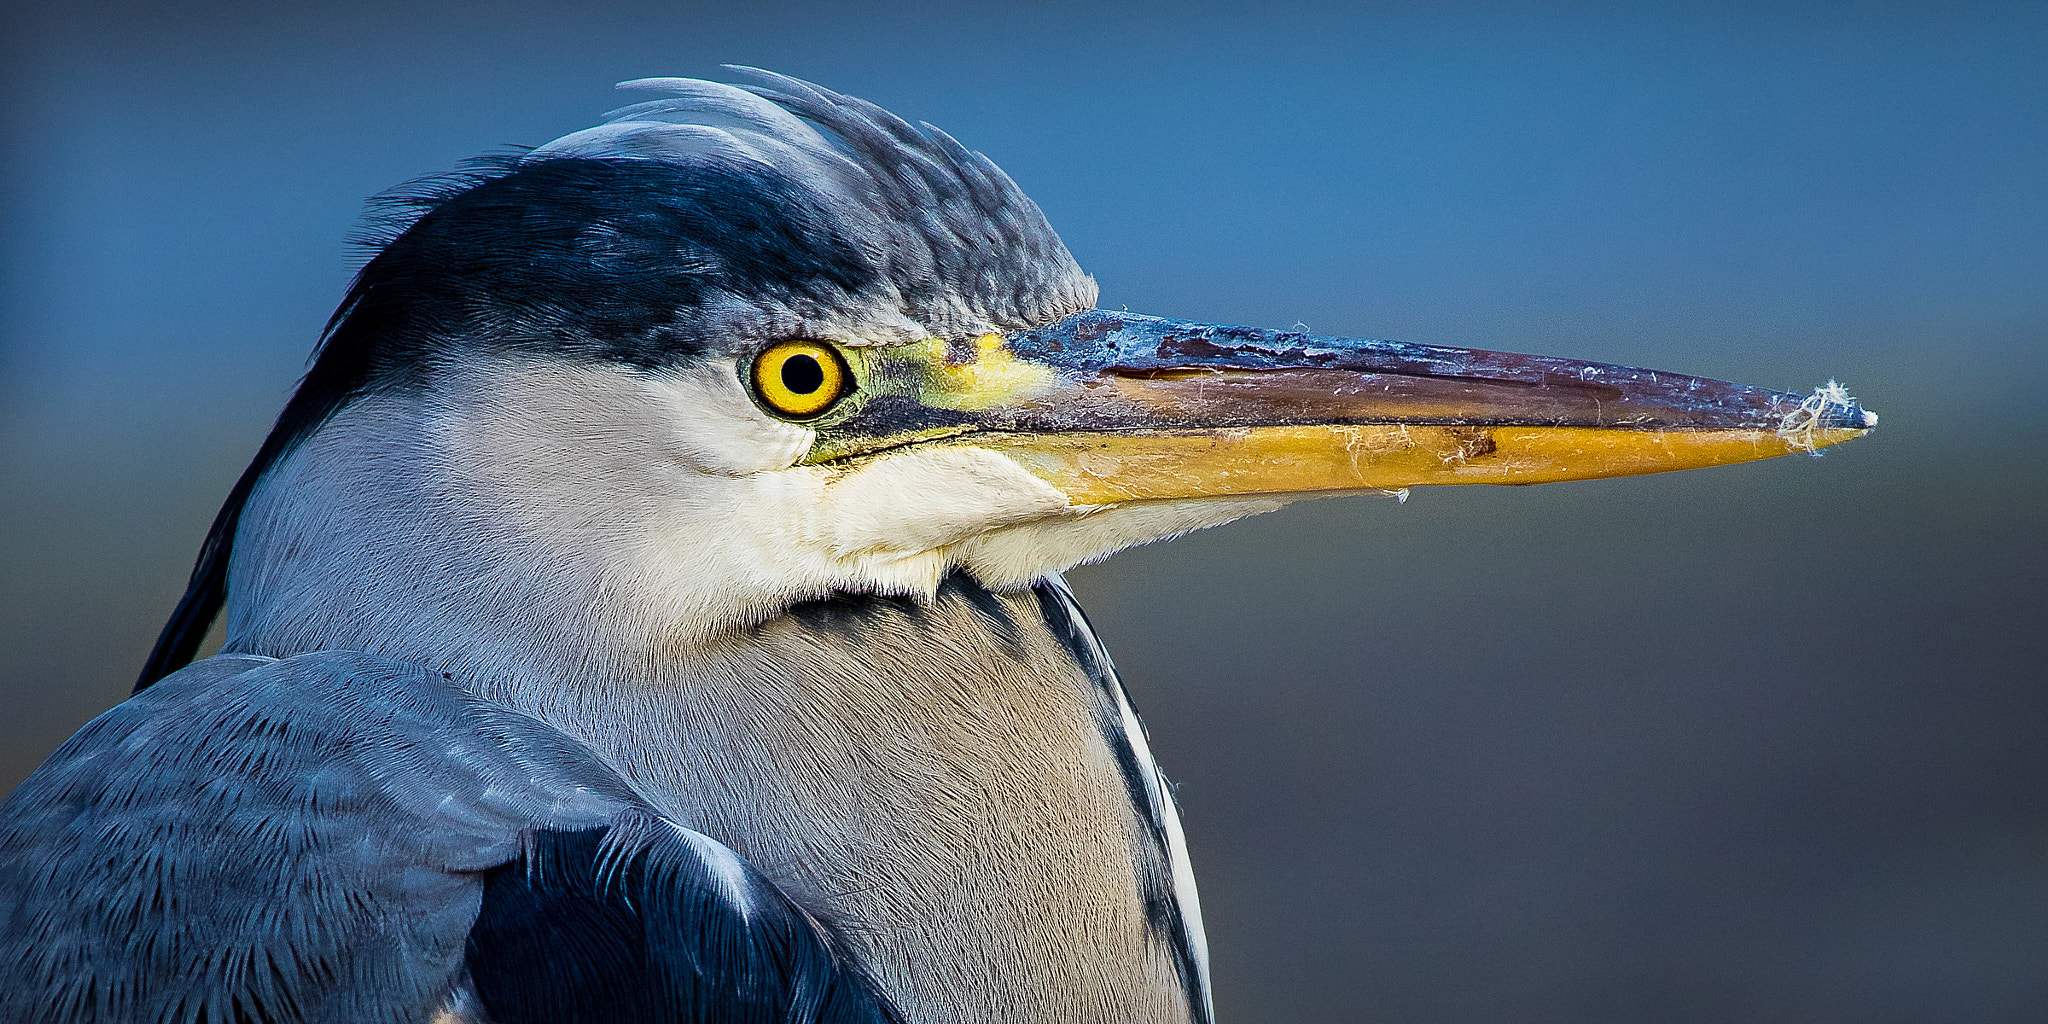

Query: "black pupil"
<box><xmin>781</xmin><ymin>353</ymin><xmax>825</xmax><ymax>395</ymax></box>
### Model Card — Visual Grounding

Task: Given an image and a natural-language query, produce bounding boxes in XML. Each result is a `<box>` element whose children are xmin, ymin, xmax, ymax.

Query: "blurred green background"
<box><xmin>4</xmin><ymin>1</ymin><xmax>2042</xmax><ymax>1020</ymax></box>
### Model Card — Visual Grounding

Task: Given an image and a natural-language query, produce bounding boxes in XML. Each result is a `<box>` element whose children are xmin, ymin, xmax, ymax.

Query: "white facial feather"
<box><xmin>815</xmin><ymin>447</ymin><xmax>1071</xmax><ymax>557</ymax></box>
<box><xmin>228</xmin><ymin>355</ymin><xmax>1284</xmax><ymax>662</ymax></box>
<box><xmin>957</xmin><ymin>498</ymin><xmax>1286</xmax><ymax>589</ymax></box>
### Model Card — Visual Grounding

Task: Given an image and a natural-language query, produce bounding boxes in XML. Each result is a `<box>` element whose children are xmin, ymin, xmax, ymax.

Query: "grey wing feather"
<box><xmin>0</xmin><ymin>652</ymin><xmax>621</xmax><ymax>1022</ymax></box>
<box><xmin>0</xmin><ymin>651</ymin><xmax>900</xmax><ymax>1024</ymax></box>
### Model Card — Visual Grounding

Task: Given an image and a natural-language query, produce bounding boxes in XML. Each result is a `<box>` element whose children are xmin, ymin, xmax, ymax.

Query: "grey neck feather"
<box><xmin>223</xmin><ymin>387</ymin><xmax>1205</xmax><ymax>1024</ymax></box>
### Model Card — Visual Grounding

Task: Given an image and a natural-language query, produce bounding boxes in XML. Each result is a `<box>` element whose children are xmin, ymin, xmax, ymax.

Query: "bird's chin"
<box><xmin>949</xmin><ymin>494</ymin><xmax>1294</xmax><ymax>590</ymax></box>
<box><xmin>802</xmin><ymin>441</ymin><xmax>1287</xmax><ymax>593</ymax></box>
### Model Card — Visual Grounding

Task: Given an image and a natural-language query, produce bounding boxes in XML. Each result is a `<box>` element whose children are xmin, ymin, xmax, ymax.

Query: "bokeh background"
<box><xmin>4</xmin><ymin>1</ymin><xmax>2043</xmax><ymax>1020</ymax></box>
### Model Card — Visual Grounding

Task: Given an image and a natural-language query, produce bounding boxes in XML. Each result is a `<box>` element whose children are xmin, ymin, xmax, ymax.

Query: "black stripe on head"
<box><xmin>137</xmin><ymin>153</ymin><xmax>885</xmax><ymax>690</ymax></box>
<box><xmin>323</xmin><ymin>156</ymin><xmax>883</xmax><ymax>383</ymax></box>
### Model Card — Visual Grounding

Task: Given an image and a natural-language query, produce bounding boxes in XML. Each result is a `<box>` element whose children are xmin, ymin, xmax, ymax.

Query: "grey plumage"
<box><xmin>4</xmin><ymin>579</ymin><xmax>1201</xmax><ymax>1022</ymax></box>
<box><xmin>601</xmin><ymin>70</ymin><xmax>1094</xmax><ymax>334</ymax></box>
<box><xmin>2</xmin><ymin>651</ymin><xmax>901</xmax><ymax>1022</ymax></box>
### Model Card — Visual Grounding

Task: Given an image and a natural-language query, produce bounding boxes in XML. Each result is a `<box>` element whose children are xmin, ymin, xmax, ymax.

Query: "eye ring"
<box><xmin>749</xmin><ymin>340</ymin><xmax>853</xmax><ymax>420</ymax></box>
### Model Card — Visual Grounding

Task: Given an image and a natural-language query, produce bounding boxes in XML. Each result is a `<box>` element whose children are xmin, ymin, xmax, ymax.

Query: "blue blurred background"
<box><xmin>4</xmin><ymin>1</ymin><xmax>2043</xmax><ymax>1020</ymax></box>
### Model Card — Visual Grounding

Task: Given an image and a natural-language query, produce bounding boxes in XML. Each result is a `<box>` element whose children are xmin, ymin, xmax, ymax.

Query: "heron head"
<box><xmin>231</xmin><ymin>70</ymin><xmax>1873</xmax><ymax>651</ymax></box>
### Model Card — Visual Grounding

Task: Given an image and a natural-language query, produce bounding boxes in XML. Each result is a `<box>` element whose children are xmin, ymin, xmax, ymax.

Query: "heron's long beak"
<box><xmin>812</xmin><ymin>310</ymin><xmax>1876</xmax><ymax>504</ymax></box>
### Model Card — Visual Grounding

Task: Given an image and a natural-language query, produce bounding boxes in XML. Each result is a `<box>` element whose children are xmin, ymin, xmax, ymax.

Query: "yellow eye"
<box><xmin>749</xmin><ymin>340</ymin><xmax>853</xmax><ymax>420</ymax></box>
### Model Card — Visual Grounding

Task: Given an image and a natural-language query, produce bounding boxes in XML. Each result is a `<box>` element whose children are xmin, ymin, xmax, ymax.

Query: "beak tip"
<box><xmin>1787</xmin><ymin>381</ymin><xmax>1877</xmax><ymax>442</ymax></box>
<box><xmin>1822</xmin><ymin>401</ymin><xmax>1878</xmax><ymax>432</ymax></box>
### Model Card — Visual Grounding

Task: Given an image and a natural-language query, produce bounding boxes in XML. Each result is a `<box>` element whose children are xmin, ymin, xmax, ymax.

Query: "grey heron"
<box><xmin>0</xmin><ymin>70</ymin><xmax>1873</xmax><ymax>1023</ymax></box>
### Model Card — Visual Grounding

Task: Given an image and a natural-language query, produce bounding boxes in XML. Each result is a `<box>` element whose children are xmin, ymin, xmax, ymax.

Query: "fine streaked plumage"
<box><xmin>0</xmin><ymin>70</ymin><xmax>1872</xmax><ymax>1023</ymax></box>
